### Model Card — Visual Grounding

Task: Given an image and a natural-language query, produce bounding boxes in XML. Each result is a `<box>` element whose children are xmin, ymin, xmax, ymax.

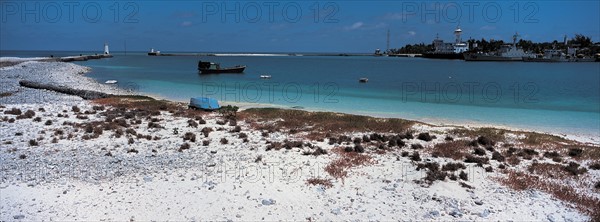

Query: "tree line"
<box><xmin>389</xmin><ymin>34</ymin><xmax>599</xmax><ymax>55</ymax></box>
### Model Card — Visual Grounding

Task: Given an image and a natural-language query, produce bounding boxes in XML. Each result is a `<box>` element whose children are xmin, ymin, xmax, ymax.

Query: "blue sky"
<box><xmin>1</xmin><ymin>1</ymin><xmax>599</xmax><ymax>53</ymax></box>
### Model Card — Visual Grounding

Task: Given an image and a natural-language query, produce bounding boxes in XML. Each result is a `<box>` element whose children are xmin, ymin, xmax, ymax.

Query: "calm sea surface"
<box><xmin>3</xmin><ymin>50</ymin><xmax>599</xmax><ymax>137</ymax></box>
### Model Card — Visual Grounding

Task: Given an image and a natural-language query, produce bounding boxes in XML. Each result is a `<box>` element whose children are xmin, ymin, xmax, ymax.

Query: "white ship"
<box><xmin>464</xmin><ymin>33</ymin><xmax>535</xmax><ymax>61</ymax></box>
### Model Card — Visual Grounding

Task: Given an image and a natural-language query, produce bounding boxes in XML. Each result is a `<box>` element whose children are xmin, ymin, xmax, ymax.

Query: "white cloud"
<box><xmin>180</xmin><ymin>21</ymin><xmax>193</xmax><ymax>27</ymax></box>
<box><xmin>345</xmin><ymin>22</ymin><xmax>364</xmax><ymax>31</ymax></box>
<box><xmin>408</xmin><ymin>31</ymin><xmax>416</xmax><ymax>36</ymax></box>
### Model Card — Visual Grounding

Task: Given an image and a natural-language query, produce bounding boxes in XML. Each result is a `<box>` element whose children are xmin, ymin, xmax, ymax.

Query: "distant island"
<box><xmin>389</xmin><ymin>34</ymin><xmax>600</xmax><ymax>57</ymax></box>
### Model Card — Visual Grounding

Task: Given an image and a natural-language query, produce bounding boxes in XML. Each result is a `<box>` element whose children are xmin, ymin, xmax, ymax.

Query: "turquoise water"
<box><xmin>2</xmin><ymin>51</ymin><xmax>599</xmax><ymax>137</ymax></box>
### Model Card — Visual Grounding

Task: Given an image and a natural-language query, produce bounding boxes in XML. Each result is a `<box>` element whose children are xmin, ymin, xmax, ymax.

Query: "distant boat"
<box><xmin>198</xmin><ymin>61</ymin><xmax>246</xmax><ymax>74</ymax></box>
<box><xmin>189</xmin><ymin>97</ymin><xmax>220</xmax><ymax>110</ymax></box>
<box><xmin>105</xmin><ymin>80</ymin><xmax>117</xmax><ymax>84</ymax></box>
<box><xmin>359</xmin><ymin>78</ymin><xmax>368</xmax><ymax>83</ymax></box>
<box><xmin>260</xmin><ymin>75</ymin><xmax>272</xmax><ymax>79</ymax></box>
<box><xmin>148</xmin><ymin>48</ymin><xmax>160</xmax><ymax>56</ymax></box>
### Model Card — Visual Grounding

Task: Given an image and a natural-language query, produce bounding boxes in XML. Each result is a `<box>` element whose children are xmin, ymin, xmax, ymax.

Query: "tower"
<box><xmin>104</xmin><ymin>43</ymin><xmax>110</xmax><ymax>55</ymax></box>
<box><xmin>386</xmin><ymin>29</ymin><xmax>390</xmax><ymax>52</ymax></box>
<box><xmin>454</xmin><ymin>26</ymin><xmax>462</xmax><ymax>44</ymax></box>
<box><xmin>513</xmin><ymin>32</ymin><xmax>520</xmax><ymax>46</ymax></box>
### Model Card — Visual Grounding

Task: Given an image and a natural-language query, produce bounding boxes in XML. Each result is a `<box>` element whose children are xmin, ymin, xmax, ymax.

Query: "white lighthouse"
<box><xmin>104</xmin><ymin>43</ymin><xmax>110</xmax><ymax>55</ymax></box>
<box><xmin>454</xmin><ymin>26</ymin><xmax>462</xmax><ymax>44</ymax></box>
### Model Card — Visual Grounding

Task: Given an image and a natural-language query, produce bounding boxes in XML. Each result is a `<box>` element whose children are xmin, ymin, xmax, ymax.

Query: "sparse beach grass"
<box><xmin>500</xmin><ymin>170</ymin><xmax>600</xmax><ymax>221</ymax></box>
<box><xmin>240</xmin><ymin>108</ymin><xmax>416</xmax><ymax>138</ymax></box>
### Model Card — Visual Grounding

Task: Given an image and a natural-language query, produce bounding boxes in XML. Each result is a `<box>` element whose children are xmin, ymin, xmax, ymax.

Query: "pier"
<box><xmin>58</xmin><ymin>54</ymin><xmax>113</xmax><ymax>62</ymax></box>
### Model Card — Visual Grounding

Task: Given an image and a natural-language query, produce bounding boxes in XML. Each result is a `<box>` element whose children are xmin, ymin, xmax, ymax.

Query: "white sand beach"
<box><xmin>1</xmin><ymin>59</ymin><xmax>598</xmax><ymax>221</ymax></box>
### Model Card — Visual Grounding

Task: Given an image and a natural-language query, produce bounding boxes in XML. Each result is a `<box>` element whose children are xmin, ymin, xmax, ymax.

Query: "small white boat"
<box><xmin>105</xmin><ymin>80</ymin><xmax>118</xmax><ymax>84</ymax></box>
<box><xmin>359</xmin><ymin>78</ymin><xmax>368</xmax><ymax>83</ymax></box>
<box><xmin>260</xmin><ymin>75</ymin><xmax>272</xmax><ymax>79</ymax></box>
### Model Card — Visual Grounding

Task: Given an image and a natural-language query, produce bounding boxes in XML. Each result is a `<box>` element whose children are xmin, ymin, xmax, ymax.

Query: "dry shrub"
<box><xmin>4</xmin><ymin>108</ymin><xmax>22</xmax><ymax>115</ymax></box>
<box><xmin>266</xmin><ymin>142</ymin><xmax>282</xmax><ymax>151</ymax></box>
<box><xmin>92</xmin><ymin>95</ymin><xmax>178</xmax><ymax>114</ymax></box>
<box><xmin>201</xmin><ymin>127</ymin><xmax>213</xmax><ymax>137</ymax></box>
<box><xmin>527</xmin><ymin>162</ymin><xmax>576</xmax><ymax>179</ymax></box>
<box><xmin>183</xmin><ymin>132</ymin><xmax>196</xmax><ymax>142</ymax></box>
<box><xmin>125</xmin><ymin>128</ymin><xmax>137</xmax><ymax>135</ymax></box>
<box><xmin>220</xmin><ymin>138</ymin><xmax>228</xmax><ymax>144</ymax></box>
<box><xmin>464</xmin><ymin>155</ymin><xmax>489</xmax><ymax>164</ymax></box>
<box><xmin>28</xmin><ymin>139</ymin><xmax>38</xmax><ymax>146</ymax></box>
<box><xmin>306</xmin><ymin>178</ymin><xmax>333</xmax><ymax>188</ymax></box>
<box><xmin>17</xmin><ymin>110</ymin><xmax>35</xmax><ymax>119</ymax></box>
<box><xmin>231</xmin><ymin>125</ymin><xmax>242</xmax><ymax>133</ymax></box>
<box><xmin>417</xmin><ymin>132</ymin><xmax>433</xmax><ymax>142</ymax></box>
<box><xmin>187</xmin><ymin>119</ymin><xmax>198</xmax><ymax>128</ymax></box>
<box><xmin>564</xmin><ymin>145</ymin><xmax>600</xmax><ymax>160</ymax></box>
<box><xmin>431</xmin><ymin>140</ymin><xmax>470</xmax><ymax>160</ymax></box>
<box><xmin>442</xmin><ymin>162</ymin><xmax>466</xmax><ymax>171</ymax></box>
<box><xmin>564</xmin><ymin>162</ymin><xmax>587</xmax><ymax>176</ymax></box>
<box><xmin>519</xmin><ymin>132</ymin><xmax>569</xmax><ymax>146</ymax></box>
<box><xmin>499</xmin><ymin>170</ymin><xmax>600</xmax><ymax>219</ymax></box>
<box><xmin>410</xmin><ymin>151</ymin><xmax>421</xmax><ymax>161</ymax></box>
<box><xmin>240</xmin><ymin>108</ymin><xmax>415</xmax><ymax>137</ymax></box>
<box><xmin>411</xmin><ymin>144</ymin><xmax>424</xmax><ymax>149</ymax></box>
<box><xmin>473</xmin><ymin>147</ymin><xmax>486</xmax><ymax>156</ymax></box>
<box><xmin>507</xmin><ymin>156</ymin><xmax>521</xmax><ymax>166</ymax></box>
<box><xmin>147</xmin><ymin>122</ymin><xmax>162</xmax><ymax>129</ymax></box>
<box><xmin>450</xmin><ymin>127</ymin><xmax>506</xmax><ymax>143</ymax></box>
<box><xmin>589</xmin><ymin>162</ymin><xmax>600</xmax><ymax>170</ymax></box>
<box><xmin>492</xmin><ymin>151</ymin><xmax>505</xmax><ymax>162</ymax></box>
<box><xmin>417</xmin><ymin>162</ymin><xmax>448</xmax><ymax>184</ymax></box>
<box><xmin>325</xmin><ymin>147</ymin><xmax>374</xmax><ymax>179</ymax></box>
<box><xmin>179</xmin><ymin>143</ymin><xmax>190</xmax><ymax>152</ymax></box>
<box><xmin>459</xmin><ymin>181</ymin><xmax>474</xmax><ymax>189</ymax></box>
<box><xmin>543</xmin><ymin>151</ymin><xmax>560</xmax><ymax>158</ymax></box>
<box><xmin>477</xmin><ymin>136</ymin><xmax>495</xmax><ymax>146</ymax></box>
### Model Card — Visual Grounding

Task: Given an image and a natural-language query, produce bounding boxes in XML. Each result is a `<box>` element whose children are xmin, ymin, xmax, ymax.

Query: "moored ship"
<box><xmin>523</xmin><ymin>49</ymin><xmax>597</xmax><ymax>62</ymax></box>
<box><xmin>464</xmin><ymin>33</ymin><xmax>535</xmax><ymax>61</ymax></box>
<box><xmin>422</xmin><ymin>27</ymin><xmax>469</xmax><ymax>60</ymax></box>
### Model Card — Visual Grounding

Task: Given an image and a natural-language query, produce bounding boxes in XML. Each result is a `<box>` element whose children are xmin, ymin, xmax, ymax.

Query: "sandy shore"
<box><xmin>1</xmin><ymin>59</ymin><xmax>599</xmax><ymax>221</ymax></box>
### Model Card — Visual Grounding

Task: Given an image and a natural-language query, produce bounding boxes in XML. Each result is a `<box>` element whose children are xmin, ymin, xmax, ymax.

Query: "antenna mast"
<box><xmin>386</xmin><ymin>29</ymin><xmax>390</xmax><ymax>52</ymax></box>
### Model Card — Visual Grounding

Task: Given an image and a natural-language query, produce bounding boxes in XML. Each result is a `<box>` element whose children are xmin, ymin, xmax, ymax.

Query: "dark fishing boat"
<box><xmin>198</xmin><ymin>61</ymin><xmax>246</xmax><ymax>74</ymax></box>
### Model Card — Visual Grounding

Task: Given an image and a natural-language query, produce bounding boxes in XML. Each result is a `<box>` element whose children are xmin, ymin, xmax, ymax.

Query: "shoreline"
<box><xmin>1</xmin><ymin>58</ymin><xmax>598</xmax><ymax>221</ymax></box>
<box><xmin>167</xmin><ymin>97</ymin><xmax>600</xmax><ymax>145</ymax></box>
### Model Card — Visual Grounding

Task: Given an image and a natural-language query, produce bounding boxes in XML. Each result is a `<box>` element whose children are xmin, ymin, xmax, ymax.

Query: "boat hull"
<box><xmin>422</xmin><ymin>52</ymin><xmax>464</xmax><ymax>60</ymax></box>
<box><xmin>463</xmin><ymin>53</ymin><xmax>526</xmax><ymax>61</ymax></box>
<box><xmin>522</xmin><ymin>57</ymin><xmax>597</xmax><ymax>62</ymax></box>
<box><xmin>199</xmin><ymin>66</ymin><xmax>246</xmax><ymax>74</ymax></box>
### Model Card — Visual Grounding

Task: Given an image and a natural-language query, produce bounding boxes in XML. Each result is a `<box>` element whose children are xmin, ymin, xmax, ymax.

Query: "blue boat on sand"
<box><xmin>189</xmin><ymin>97</ymin><xmax>220</xmax><ymax>111</ymax></box>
